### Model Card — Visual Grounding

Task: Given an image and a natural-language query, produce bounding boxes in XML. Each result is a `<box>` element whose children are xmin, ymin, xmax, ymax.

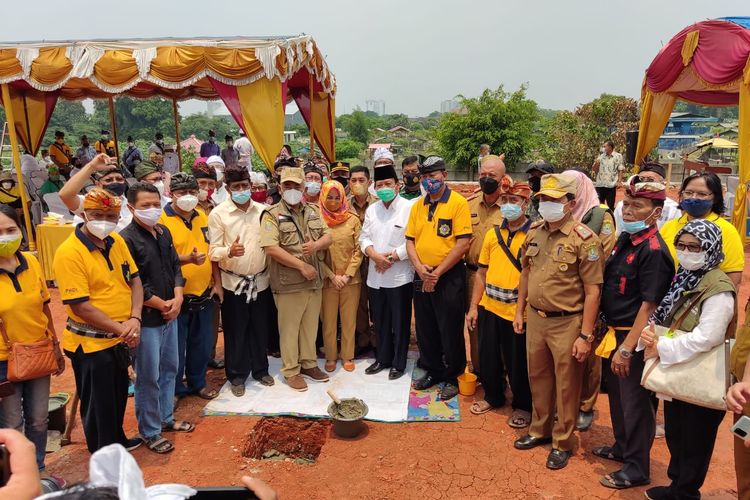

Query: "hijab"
<box><xmin>561</xmin><ymin>170</ymin><xmax>600</xmax><ymax>222</ymax></box>
<box><xmin>650</xmin><ymin>219</ymin><xmax>723</xmax><ymax>325</ymax></box>
<box><xmin>319</xmin><ymin>180</ymin><xmax>351</xmax><ymax>227</ymax></box>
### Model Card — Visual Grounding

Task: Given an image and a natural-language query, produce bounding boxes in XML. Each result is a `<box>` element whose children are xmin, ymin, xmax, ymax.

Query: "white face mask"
<box><xmin>676</xmin><ymin>249</ymin><xmax>707</xmax><ymax>271</ymax></box>
<box><xmin>216</xmin><ymin>171</ymin><xmax>224</xmax><ymax>184</ymax></box>
<box><xmin>282</xmin><ymin>188</ymin><xmax>303</xmax><ymax>205</ymax></box>
<box><xmin>305</xmin><ymin>181</ymin><xmax>321</xmax><ymax>195</ymax></box>
<box><xmin>152</xmin><ymin>180</ymin><xmax>165</xmax><ymax>196</ymax></box>
<box><xmin>134</xmin><ymin>207</ymin><xmax>162</xmax><ymax>227</ymax></box>
<box><xmin>537</xmin><ymin>200</ymin><xmax>567</xmax><ymax>222</ymax></box>
<box><xmin>198</xmin><ymin>189</ymin><xmax>209</xmax><ymax>202</ymax></box>
<box><xmin>175</xmin><ymin>194</ymin><xmax>199</xmax><ymax>212</ymax></box>
<box><xmin>1</xmin><ymin>182</ymin><xmax>13</xmax><ymax>191</ymax></box>
<box><xmin>86</xmin><ymin>219</ymin><xmax>117</xmax><ymax>240</ymax></box>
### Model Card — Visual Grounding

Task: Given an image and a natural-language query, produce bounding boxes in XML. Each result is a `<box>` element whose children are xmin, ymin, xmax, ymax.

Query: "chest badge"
<box><xmin>559</xmin><ymin>263</ymin><xmax>568</xmax><ymax>272</ymax></box>
<box><xmin>438</xmin><ymin>222</ymin><xmax>451</xmax><ymax>236</ymax></box>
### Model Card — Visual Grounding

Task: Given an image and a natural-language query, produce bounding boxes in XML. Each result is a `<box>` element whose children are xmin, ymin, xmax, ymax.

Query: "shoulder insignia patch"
<box><xmin>530</xmin><ymin>220</ymin><xmax>544</xmax><ymax>229</ymax></box>
<box><xmin>574</xmin><ymin>224</ymin><xmax>593</xmax><ymax>240</ymax></box>
<box><xmin>587</xmin><ymin>246</ymin><xmax>600</xmax><ymax>261</ymax></box>
<box><xmin>601</xmin><ymin>221</ymin><xmax>613</xmax><ymax>236</ymax></box>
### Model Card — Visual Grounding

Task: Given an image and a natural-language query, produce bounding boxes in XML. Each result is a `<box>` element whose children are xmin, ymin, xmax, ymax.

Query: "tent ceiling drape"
<box><xmin>635</xmin><ymin>16</ymin><xmax>750</xmax><ymax>243</ymax></box>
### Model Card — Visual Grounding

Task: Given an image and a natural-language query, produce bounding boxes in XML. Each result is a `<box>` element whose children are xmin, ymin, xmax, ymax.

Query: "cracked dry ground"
<box><xmin>44</xmin><ymin>251</ymin><xmax>749</xmax><ymax>499</ymax></box>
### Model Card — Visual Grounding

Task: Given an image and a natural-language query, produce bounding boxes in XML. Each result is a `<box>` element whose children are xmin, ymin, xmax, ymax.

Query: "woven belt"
<box><xmin>465</xmin><ymin>263</ymin><xmax>479</xmax><ymax>272</ymax></box>
<box><xmin>220</xmin><ymin>266</ymin><xmax>267</xmax><ymax>303</ymax></box>
<box><xmin>530</xmin><ymin>306</ymin><xmax>582</xmax><ymax>318</ymax></box>
<box><xmin>66</xmin><ymin>319</ymin><xmax>117</xmax><ymax>339</ymax></box>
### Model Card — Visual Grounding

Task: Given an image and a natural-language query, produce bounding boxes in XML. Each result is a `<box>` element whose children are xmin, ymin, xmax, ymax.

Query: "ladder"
<box><xmin>0</xmin><ymin>122</ymin><xmax>13</xmax><ymax>170</ymax></box>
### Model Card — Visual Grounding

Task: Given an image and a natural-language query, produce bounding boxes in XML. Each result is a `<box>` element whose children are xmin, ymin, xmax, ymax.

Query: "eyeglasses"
<box><xmin>675</xmin><ymin>242</ymin><xmax>703</xmax><ymax>253</ymax></box>
<box><xmin>682</xmin><ymin>190</ymin><xmax>713</xmax><ymax>199</ymax></box>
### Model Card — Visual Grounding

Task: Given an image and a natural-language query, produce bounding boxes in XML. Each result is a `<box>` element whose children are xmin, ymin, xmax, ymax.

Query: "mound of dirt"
<box><xmin>243</xmin><ymin>417</ymin><xmax>331</xmax><ymax>462</ymax></box>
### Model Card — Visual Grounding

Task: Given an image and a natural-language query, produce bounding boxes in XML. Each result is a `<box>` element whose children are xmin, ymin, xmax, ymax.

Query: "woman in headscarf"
<box><xmin>639</xmin><ymin>219</ymin><xmax>736</xmax><ymax>500</ymax></box>
<box><xmin>319</xmin><ymin>180</ymin><xmax>363</xmax><ymax>372</ymax></box>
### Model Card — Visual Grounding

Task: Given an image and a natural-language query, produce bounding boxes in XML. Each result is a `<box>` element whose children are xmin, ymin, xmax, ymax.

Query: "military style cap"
<box><xmin>535</xmin><ymin>174</ymin><xmax>576</xmax><ymax>199</ymax></box>
<box><xmin>280</xmin><ymin>167</ymin><xmax>304</xmax><ymax>185</ymax></box>
<box><xmin>330</xmin><ymin>161</ymin><xmax>350</xmax><ymax>174</ymax></box>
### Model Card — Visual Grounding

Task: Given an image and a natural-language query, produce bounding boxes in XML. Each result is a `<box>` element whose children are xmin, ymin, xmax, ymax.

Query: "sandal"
<box><xmin>508</xmin><ymin>409</ymin><xmax>531</xmax><ymax>428</ymax></box>
<box><xmin>162</xmin><ymin>420</ymin><xmax>195</xmax><ymax>433</ymax></box>
<box><xmin>599</xmin><ymin>470</ymin><xmax>650</xmax><ymax>490</ymax></box>
<box><xmin>325</xmin><ymin>361</ymin><xmax>336</xmax><ymax>372</ymax></box>
<box><xmin>197</xmin><ymin>388</ymin><xmax>219</xmax><ymax>400</ymax></box>
<box><xmin>470</xmin><ymin>400</ymin><xmax>494</xmax><ymax>415</ymax></box>
<box><xmin>144</xmin><ymin>435</ymin><xmax>174</xmax><ymax>454</ymax></box>
<box><xmin>592</xmin><ymin>446</ymin><xmax>625</xmax><ymax>463</ymax></box>
<box><xmin>343</xmin><ymin>361</ymin><xmax>355</xmax><ymax>372</ymax></box>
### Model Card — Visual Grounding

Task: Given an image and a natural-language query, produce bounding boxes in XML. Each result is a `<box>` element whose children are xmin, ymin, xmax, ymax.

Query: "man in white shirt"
<box><xmin>233</xmin><ymin>130</ymin><xmax>254</xmax><ymax>171</ymax></box>
<box><xmin>592</xmin><ymin>140</ymin><xmax>625</xmax><ymax>210</ymax></box>
<box><xmin>360</xmin><ymin>163</ymin><xmax>416</xmax><ymax>380</ymax></box>
<box><xmin>614</xmin><ymin>163</ymin><xmax>680</xmax><ymax>236</ymax></box>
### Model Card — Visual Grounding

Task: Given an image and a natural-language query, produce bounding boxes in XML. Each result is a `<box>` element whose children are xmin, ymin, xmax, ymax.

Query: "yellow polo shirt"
<box><xmin>54</xmin><ymin>225</ymin><xmax>138</xmax><ymax>354</ymax></box>
<box><xmin>160</xmin><ymin>204</ymin><xmax>212</xmax><ymax>296</ymax></box>
<box><xmin>405</xmin><ymin>188</ymin><xmax>472</xmax><ymax>267</ymax></box>
<box><xmin>0</xmin><ymin>252</ymin><xmax>51</xmax><ymax>361</ymax></box>
<box><xmin>659</xmin><ymin>212</ymin><xmax>745</xmax><ymax>274</ymax></box>
<box><xmin>49</xmin><ymin>142</ymin><xmax>72</xmax><ymax>166</ymax></box>
<box><xmin>478</xmin><ymin>220</ymin><xmax>530</xmax><ymax>321</ymax></box>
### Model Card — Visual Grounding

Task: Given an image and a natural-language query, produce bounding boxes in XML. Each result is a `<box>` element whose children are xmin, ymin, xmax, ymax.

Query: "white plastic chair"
<box><xmin>42</xmin><ymin>193</ymin><xmax>74</xmax><ymax>220</ymax></box>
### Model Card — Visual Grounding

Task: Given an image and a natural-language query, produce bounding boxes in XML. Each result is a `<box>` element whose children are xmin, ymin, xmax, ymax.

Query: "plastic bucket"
<box><xmin>47</xmin><ymin>392</ymin><xmax>70</xmax><ymax>433</ymax></box>
<box><xmin>327</xmin><ymin>399</ymin><xmax>369</xmax><ymax>439</ymax></box>
<box><xmin>457</xmin><ymin>371</ymin><xmax>478</xmax><ymax>396</ymax></box>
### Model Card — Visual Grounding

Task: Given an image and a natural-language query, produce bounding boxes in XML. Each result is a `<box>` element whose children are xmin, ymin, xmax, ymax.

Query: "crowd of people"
<box><xmin>0</xmin><ymin>135</ymin><xmax>749</xmax><ymax>499</ymax></box>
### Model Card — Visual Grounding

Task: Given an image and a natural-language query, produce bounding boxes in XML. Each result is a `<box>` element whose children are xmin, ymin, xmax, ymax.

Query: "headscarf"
<box><xmin>206</xmin><ymin>155</ymin><xmax>224</xmax><ymax>169</ymax></box>
<box><xmin>626</xmin><ymin>174</ymin><xmax>666</xmax><ymax>200</ymax></box>
<box><xmin>650</xmin><ymin>219</ymin><xmax>724</xmax><ymax>325</ymax></box>
<box><xmin>133</xmin><ymin>160</ymin><xmax>160</xmax><ymax>181</ymax></box>
<box><xmin>250</xmin><ymin>171</ymin><xmax>268</xmax><ymax>186</ymax></box>
<box><xmin>319</xmin><ymin>180</ymin><xmax>351</xmax><ymax>227</ymax></box>
<box><xmin>561</xmin><ymin>170</ymin><xmax>599</xmax><ymax>222</ymax></box>
<box><xmin>83</xmin><ymin>187</ymin><xmax>121</xmax><ymax>213</ymax></box>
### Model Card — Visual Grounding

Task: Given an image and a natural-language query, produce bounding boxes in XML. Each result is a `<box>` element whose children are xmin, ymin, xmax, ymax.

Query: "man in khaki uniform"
<box><xmin>512</xmin><ymin>174</ymin><xmax>603</xmax><ymax>470</ymax></box>
<box><xmin>465</xmin><ymin>155</ymin><xmax>506</xmax><ymax>376</ymax></box>
<box><xmin>260</xmin><ymin>167</ymin><xmax>333</xmax><ymax>392</ymax></box>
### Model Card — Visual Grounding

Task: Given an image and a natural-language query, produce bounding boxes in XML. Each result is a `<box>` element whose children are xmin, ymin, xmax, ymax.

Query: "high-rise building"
<box><xmin>206</xmin><ymin>101</ymin><xmax>220</xmax><ymax>118</ymax></box>
<box><xmin>440</xmin><ymin>99</ymin><xmax>459</xmax><ymax>113</ymax></box>
<box><xmin>365</xmin><ymin>99</ymin><xmax>386</xmax><ymax>116</ymax></box>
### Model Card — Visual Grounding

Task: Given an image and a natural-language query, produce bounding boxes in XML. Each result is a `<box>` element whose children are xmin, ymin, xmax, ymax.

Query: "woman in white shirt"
<box><xmin>640</xmin><ymin>219</ymin><xmax>735</xmax><ymax>500</ymax></box>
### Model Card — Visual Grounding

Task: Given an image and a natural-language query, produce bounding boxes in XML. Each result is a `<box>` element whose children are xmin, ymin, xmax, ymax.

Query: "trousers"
<box><xmin>595</xmin><ymin>186</ymin><xmax>616</xmax><ymax>211</ymax></box>
<box><xmin>465</xmin><ymin>269</ymin><xmax>481</xmax><ymax>375</ymax></box>
<box><xmin>221</xmin><ymin>287</ymin><xmax>274</xmax><ymax>384</ymax></box>
<box><xmin>274</xmin><ymin>289</ymin><xmax>322</xmax><ymax>378</ymax></box>
<box><xmin>580</xmin><ymin>351</ymin><xmax>602</xmax><ymax>412</ymax></box>
<box><xmin>369</xmin><ymin>283</ymin><xmax>412</xmax><ymax>372</ymax></box>
<box><xmin>355</xmin><ymin>262</ymin><xmax>376</xmax><ymax>349</ymax></box>
<box><xmin>478</xmin><ymin>308</ymin><xmax>531</xmax><ymax>411</ymax></box>
<box><xmin>175</xmin><ymin>303</ymin><xmax>214</xmax><ymax>396</ymax></box>
<box><xmin>735</xmin><ymin>412</ymin><xmax>750</xmax><ymax>500</ymax></box>
<box><xmin>413</xmin><ymin>263</ymin><xmax>466</xmax><ymax>385</ymax></box>
<box><xmin>321</xmin><ymin>283</ymin><xmax>360</xmax><ymax>362</ymax></box>
<box><xmin>526</xmin><ymin>310</ymin><xmax>584</xmax><ymax>451</ymax></box>
<box><xmin>66</xmin><ymin>344</ymin><xmax>129</xmax><ymax>453</ymax></box>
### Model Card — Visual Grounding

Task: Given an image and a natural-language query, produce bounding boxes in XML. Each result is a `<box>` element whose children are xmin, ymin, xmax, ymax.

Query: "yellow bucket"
<box><xmin>457</xmin><ymin>367</ymin><xmax>477</xmax><ymax>396</ymax></box>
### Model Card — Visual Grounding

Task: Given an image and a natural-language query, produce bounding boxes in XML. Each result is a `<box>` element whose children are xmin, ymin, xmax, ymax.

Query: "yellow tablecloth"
<box><xmin>37</xmin><ymin>223</ymin><xmax>75</xmax><ymax>282</ymax></box>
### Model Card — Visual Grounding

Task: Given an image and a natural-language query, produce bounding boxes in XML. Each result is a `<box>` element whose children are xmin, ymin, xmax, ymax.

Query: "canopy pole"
<box><xmin>1</xmin><ymin>84</ymin><xmax>35</xmax><ymax>251</ymax></box>
<box><xmin>308</xmin><ymin>73</ymin><xmax>314</xmax><ymax>158</ymax></box>
<box><xmin>107</xmin><ymin>96</ymin><xmax>120</xmax><ymax>161</ymax></box>
<box><xmin>172</xmin><ymin>98</ymin><xmax>183</xmax><ymax>170</ymax></box>
<box><xmin>21</xmin><ymin>93</ymin><xmax>33</xmax><ymax>154</ymax></box>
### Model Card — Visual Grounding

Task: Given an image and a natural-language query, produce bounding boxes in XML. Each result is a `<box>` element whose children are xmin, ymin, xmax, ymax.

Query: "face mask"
<box><xmin>0</xmin><ymin>233</ymin><xmax>22</xmax><ymax>257</ymax></box>
<box><xmin>537</xmin><ymin>201</ymin><xmax>567</xmax><ymax>222</ymax></box>
<box><xmin>376</xmin><ymin>187</ymin><xmax>397</xmax><ymax>203</ymax></box>
<box><xmin>251</xmin><ymin>190</ymin><xmax>267</xmax><ymax>203</ymax></box>
<box><xmin>101</xmin><ymin>135</ymin><xmax>109</xmax><ymax>141</ymax></box>
<box><xmin>282</xmin><ymin>188</ymin><xmax>303</xmax><ymax>205</ymax></box>
<box><xmin>82</xmin><ymin>142</ymin><xmax>89</xmax><ymax>147</ymax></box>
<box><xmin>208</xmin><ymin>137</ymin><xmax>215</xmax><ymax>143</ymax></box>
<box><xmin>305</xmin><ymin>181</ymin><xmax>322</xmax><ymax>195</ymax></box>
<box><xmin>333</xmin><ymin>176</ymin><xmax>349</xmax><ymax>189</ymax></box>
<box><xmin>50</xmin><ymin>176</ymin><xmax>60</xmax><ymax>182</ymax></box>
<box><xmin>134</xmin><ymin>207</ymin><xmax>162</xmax><ymax>227</ymax></box>
<box><xmin>104</xmin><ymin>182</ymin><xmax>127</xmax><ymax>197</ymax></box>
<box><xmin>156</xmin><ymin>140</ymin><xmax>163</xmax><ymax>146</ymax></box>
<box><xmin>403</xmin><ymin>175</ymin><xmax>420</xmax><ymax>188</ymax></box>
<box><xmin>56</xmin><ymin>138</ymin><xmax>64</xmax><ymax>144</ymax></box>
<box><xmin>152</xmin><ymin>180</ymin><xmax>165</xmax><ymax>196</ymax></box>
<box><xmin>500</xmin><ymin>203</ymin><xmax>523</xmax><ymax>221</ymax></box>
<box><xmin>529</xmin><ymin>176</ymin><xmax>541</xmax><ymax>193</ymax></box>
<box><xmin>216</xmin><ymin>171</ymin><xmax>224</xmax><ymax>183</ymax></box>
<box><xmin>128</xmin><ymin>142</ymin><xmax>134</xmax><ymax>148</ymax></box>
<box><xmin>421</xmin><ymin>178</ymin><xmax>444</xmax><ymax>195</ymax></box>
<box><xmin>621</xmin><ymin>209</ymin><xmax>658</xmax><ymax>234</ymax></box>
<box><xmin>322</xmin><ymin>176</ymin><xmax>329</xmax><ymax>183</ymax></box>
<box><xmin>324</xmin><ymin>199</ymin><xmax>342</xmax><ymax>212</ymax></box>
<box><xmin>231</xmin><ymin>190</ymin><xmax>252</xmax><ymax>205</ymax></box>
<box><xmin>680</xmin><ymin>198</ymin><xmax>713</xmax><ymax>218</ymax></box>
<box><xmin>1</xmin><ymin>182</ymin><xmax>13</xmax><ymax>191</ymax></box>
<box><xmin>85</xmin><ymin>218</ymin><xmax>117</xmax><ymax>240</ymax></box>
<box><xmin>351</xmin><ymin>183</ymin><xmax>367</xmax><ymax>196</ymax></box>
<box><xmin>676</xmin><ymin>249</ymin><xmax>707</xmax><ymax>271</ymax></box>
<box><xmin>479</xmin><ymin>176</ymin><xmax>499</xmax><ymax>195</ymax></box>
<box><xmin>198</xmin><ymin>189</ymin><xmax>209</xmax><ymax>202</ymax></box>
<box><xmin>175</xmin><ymin>194</ymin><xmax>199</xmax><ymax>212</ymax></box>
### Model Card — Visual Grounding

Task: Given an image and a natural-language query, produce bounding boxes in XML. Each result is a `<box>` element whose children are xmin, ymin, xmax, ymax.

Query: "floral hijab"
<box><xmin>319</xmin><ymin>180</ymin><xmax>351</xmax><ymax>227</ymax></box>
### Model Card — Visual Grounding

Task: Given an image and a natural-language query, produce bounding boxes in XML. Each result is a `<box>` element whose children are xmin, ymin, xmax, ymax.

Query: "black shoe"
<box><xmin>388</xmin><ymin>368</ymin><xmax>404</xmax><ymax>380</ymax></box>
<box><xmin>255</xmin><ymin>375</ymin><xmax>275</xmax><ymax>387</ymax></box>
<box><xmin>365</xmin><ymin>361</ymin><xmax>389</xmax><ymax>375</ymax></box>
<box><xmin>440</xmin><ymin>383</ymin><xmax>459</xmax><ymax>400</ymax></box>
<box><xmin>207</xmin><ymin>358</ymin><xmax>224</xmax><ymax>369</ymax></box>
<box><xmin>230</xmin><ymin>383</ymin><xmax>245</xmax><ymax>397</ymax></box>
<box><xmin>576</xmin><ymin>410</ymin><xmax>594</xmax><ymax>431</ymax></box>
<box><xmin>414</xmin><ymin>375</ymin><xmax>439</xmax><ymax>391</ymax></box>
<box><xmin>124</xmin><ymin>437</ymin><xmax>143</xmax><ymax>451</ymax></box>
<box><xmin>645</xmin><ymin>486</ymin><xmax>671</xmax><ymax>500</ymax></box>
<box><xmin>513</xmin><ymin>434</ymin><xmax>552</xmax><ymax>450</ymax></box>
<box><xmin>546</xmin><ymin>449</ymin><xmax>571</xmax><ymax>470</ymax></box>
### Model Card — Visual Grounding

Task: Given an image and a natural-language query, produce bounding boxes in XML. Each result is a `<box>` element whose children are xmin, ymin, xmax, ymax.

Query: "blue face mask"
<box><xmin>680</xmin><ymin>198</ymin><xmax>713</xmax><ymax>218</ymax></box>
<box><xmin>621</xmin><ymin>219</ymin><xmax>648</xmax><ymax>234</ymax></box>
<box><xmin>231</xmin><ymin>190</ymin><xmax>252</xmax><ymax>204</ymax></box>
<box><xmin>421</xmin><ymin>178</ymin><xmax>443</xmax><ymax>195</ymax></box>
<box><xmin>500</xmin><ymin>203</ymin><xmax>523</xmax><ymax>221</ymax></box>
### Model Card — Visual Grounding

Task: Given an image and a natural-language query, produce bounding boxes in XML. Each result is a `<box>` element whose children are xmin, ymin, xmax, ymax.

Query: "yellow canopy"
<box><xmin>695</xmin><ymin>137</ymin><xmax>739</xmax><ymax>149</ymax></box>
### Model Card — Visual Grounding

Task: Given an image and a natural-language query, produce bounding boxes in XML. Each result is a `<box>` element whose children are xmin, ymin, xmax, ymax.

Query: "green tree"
<box><xmin>341</xmin><ymin>110</ymin><xmax>369</xmax><ymax>144</ymax></box>
<box><xmin>335</xmin><ymin>139</ymin><xmax>363</xmax><ymax>160</ymax></box>
<box><xmin>435</xmin><ymin>85</ymin><xmax>540</xmax><ymax>167</ymax></box>
<box><xmin>43</xmin><ymin>101</ymin><xmax>91</xmax><ymax>146</ymax></box>
<box><xmin>180</xmin><ymin>113</ymin><xmax>236</xmax><ymax>140</ymax></box>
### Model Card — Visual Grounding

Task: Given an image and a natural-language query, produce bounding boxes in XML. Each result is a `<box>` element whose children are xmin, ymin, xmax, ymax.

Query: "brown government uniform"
<box><xmin>259</xmin><ymin>199</ymin><xmax>330</xmax><ymax>378</ymax></box>
<box><xmin>522</xmin><ymin>214</ymin><xmax>604</xmax><ymax>451</ymax></box>
<box><xmin>465</xmin><ymin>193</ymin><xmax>503</xmax><ymax>375</ymax></box>
<box><xmin>349</xmin><ymin>192</ymin><xmax>379</xmax><ymax>350</ymax></box>
<box><xmin>731</xmin><ymin>300</ymin><xmax>750</xmax><ymax>500</ymax></box>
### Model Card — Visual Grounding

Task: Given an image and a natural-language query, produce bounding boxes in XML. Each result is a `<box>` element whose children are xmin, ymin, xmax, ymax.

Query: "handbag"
<box><xmin>640</xmin><ymin>289</ymin><xmax>735</xmax><ymax>411</ymax></box>
<box><xmin>0</xmin><ymin>318</ymin><xmax>59</xmax><ymax>383</ymax></box>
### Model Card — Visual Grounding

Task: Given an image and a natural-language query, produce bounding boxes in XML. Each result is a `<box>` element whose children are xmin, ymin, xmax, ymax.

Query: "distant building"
<box><xmin>283</xmin><ymin>130</ymin><xmax>297</xmax><ymax>143</ymax></box>
<box><xmin>440</xmin><ymin>99</ymin><xmax>459</xmax><ymax>113</ymax></box>
<box><xmin>658</xmin><ymin>112</ymin><xmax>719</xmax><ymax>151</ymax></box>
<box><xmin>180</xmin><ymin>135</ymin><xmax>203</xmax><ymax>153</ymax></box>
<box><xmin>365</xmin><ymin>99</ymin><xmax>386</xmax><ymax>116</ymax></box>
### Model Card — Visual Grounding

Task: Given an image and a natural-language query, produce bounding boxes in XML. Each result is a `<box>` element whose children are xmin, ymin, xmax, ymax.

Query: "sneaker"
<box><xmin>439</xmin><ymin>383</ymin><xmax>459</xmax><ymax>400</ymax></box>
<box><xmin>40</xmin><ymin>474</ymin><xmax>67</xmax><ymax>494</ymax></box>
<box><xmin>300</xmin><ymin>366</ymin><xmax>330</xmax><ymax>383</ymax></box>
<box><xmin>124</xmin><ymin>437</ymin><xmax>143</xmax><ymax>451</ymax></box>
<box><xmin>285</xmin><ymin>375</ymin><xmax>308</xmax><ymax>392</ymax></box>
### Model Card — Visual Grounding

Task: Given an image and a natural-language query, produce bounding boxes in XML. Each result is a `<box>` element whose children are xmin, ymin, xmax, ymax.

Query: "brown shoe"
<box><xmin>285</xmin><ymin>375</ymin><xmax>308</xmax><ymax>392</ymax></box>
<box><xmin>300</xmin><ymin>366</ymin><xmax>330</xmax><ymax>383</ymax></box>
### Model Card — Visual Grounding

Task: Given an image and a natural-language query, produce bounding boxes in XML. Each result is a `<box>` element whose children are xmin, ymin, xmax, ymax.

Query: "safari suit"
<box><xmin>522</xmin><ymin>215</ymin><xmax>604</xmax><ymax>451</ymax></box>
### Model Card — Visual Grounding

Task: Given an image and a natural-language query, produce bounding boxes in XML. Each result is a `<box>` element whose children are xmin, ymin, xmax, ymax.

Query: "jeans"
<box><xmin>135</xmin><ymin>321</ymin><xmax>178</xmax><ymax>439</ymax></box>
<box><xmin>0</xmin><ymin>361</ymin><xmax>50</xmax><ymax>470</ymax></box>
<box><xmin>175</xmin><ymin>303</ymin><xmax>213</xmax><ymax>396</ymax></box>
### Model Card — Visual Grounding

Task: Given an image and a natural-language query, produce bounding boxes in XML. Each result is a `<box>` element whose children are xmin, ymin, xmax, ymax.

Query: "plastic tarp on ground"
<box><xmin>634</xmin><ymin>17</ymin><xmax>750</xmax><ymax>242</ymax></box>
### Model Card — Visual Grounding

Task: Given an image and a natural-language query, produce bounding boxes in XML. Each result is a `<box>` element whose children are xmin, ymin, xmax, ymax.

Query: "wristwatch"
<box><xmin>386</xmin><ymin>254</ymin><xmax>395</xmax><ymax>263</ymax></box>
<box><xmin>618</xmin><ymin>346</ymin><xmax>633</xmax><ymax>359</ymax></box>
<box><xmin>578</xmin><ymin>332</ymin><xmax>595</xmax><ymax>343</ymax></box>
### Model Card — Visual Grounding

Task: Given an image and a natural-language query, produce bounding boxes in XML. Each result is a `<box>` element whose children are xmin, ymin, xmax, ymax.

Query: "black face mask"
<box><xmin>529</xmin><ymin>176</ymin><xmax>541</xmax><ymax>193</ymax></box>
<box><xmin>479</xmin><ymin>176</ymin><xmax>499</xmax><ymax>195</ymax></box>
<box><xmin>104</xmin><ymin>182</ymin><xmax>127</xmax><ymax>197</ymax></box>
<box><xmin>403</xmin><ymin>174</ymin><xmax>420</xmax><ymax>188</ymax></box>
<box><xmin>333</xmin><ymin>176</ymin><xmax>349</xmax><ymax>188</ymax></box>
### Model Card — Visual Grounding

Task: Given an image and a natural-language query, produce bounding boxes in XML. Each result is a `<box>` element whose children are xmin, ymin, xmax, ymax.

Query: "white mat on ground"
<box><xmin>203</xmin><ymin>357</ymin><xmax>415</xmax><ymax>422</ymax></box>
